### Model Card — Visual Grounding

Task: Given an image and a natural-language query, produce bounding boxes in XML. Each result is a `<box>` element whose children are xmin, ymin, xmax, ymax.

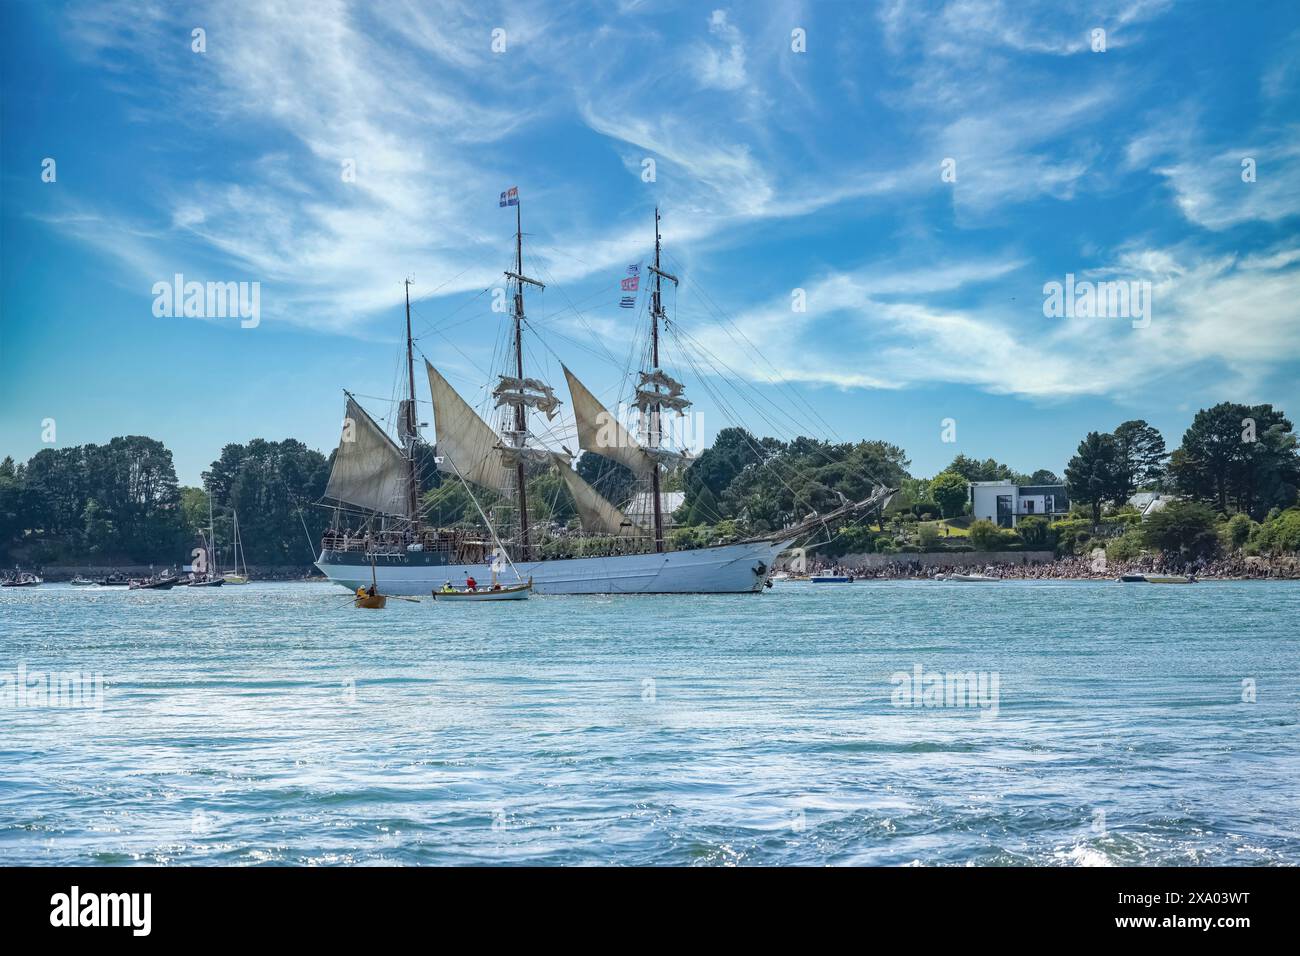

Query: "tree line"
<box><xmin>2</xmin><ymin>399</ymin><xmax>1296</xmax><ymax>567</ymax></box>
<box><xmin>671</xmin><ymin>402</ymin><xmax>1299</xmax><ymax>560</ymax></box>
<box><xmin>0</xmin><ymin>438</ymin><xmax>331</xmax><ymax>567</ymax></box>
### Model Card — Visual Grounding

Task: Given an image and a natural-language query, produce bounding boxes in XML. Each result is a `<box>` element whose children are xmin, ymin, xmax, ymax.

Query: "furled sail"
<box><xmin>634</xmin><ymin>390</ymin><xmax>693</xmax><ymax>413</ymax></box>
<box><xmin>561</xmin><ymin>365</ymin><xmax>656</xmax><ymax>478</ymax></box>
<box><xmin>324</xmin><ymin>396</ymin><xmax>410</xmax><ymax>515</ymax></box>
<box><xmin>634</xmin><ymin>369</ymin><xmax>692</xmax><ymax>413</ymax></box>
<box><xmin>638</xmin><ymin>369</ymin><xmax>686</xmax><ymax>395</ymax></box>
<box><xmin>425</xmin><ymin>361</ymin><xmax>516</xmax><ymax>495</ymax></box>
<box><xmin>493</xmin><ymin>376</ymin><xmax>561</xmax><ymax>420</ymax></box>
<box><xmin>554</xmin><ymin>459</ymin><xmax>646</xmax><ymax>536</ymax></box>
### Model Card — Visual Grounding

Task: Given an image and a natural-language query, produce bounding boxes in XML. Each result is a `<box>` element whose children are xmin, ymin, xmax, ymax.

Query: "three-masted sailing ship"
<box><xmin>315</xmin><ymin>201</ymin><xmax>892</xmax><ymax>595</ymax></box>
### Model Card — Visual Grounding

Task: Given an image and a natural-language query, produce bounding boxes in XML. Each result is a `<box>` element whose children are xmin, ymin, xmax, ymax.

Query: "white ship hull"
<box><xmin>317</xmin><ymin>538</ymin><xmax>793</xmax><ymax>595</ymax></box>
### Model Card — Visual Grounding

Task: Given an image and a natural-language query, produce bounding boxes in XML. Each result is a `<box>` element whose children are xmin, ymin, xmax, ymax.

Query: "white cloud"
<box><xmin>1125</xmin><ymin>111</ymin><xmax>1300</xmax><ymax>230</ymax></box>
<box><xmin>692</xmin><ymin>9</ymin><xmax>748</xmax><ymax>91</ymax></box>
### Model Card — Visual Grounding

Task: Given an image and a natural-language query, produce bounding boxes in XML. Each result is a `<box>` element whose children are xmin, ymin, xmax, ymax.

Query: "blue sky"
<box><xmin>2</xmin><ymin>0</ymin><xmax>1298</xmax><ymax>486</ymax></box>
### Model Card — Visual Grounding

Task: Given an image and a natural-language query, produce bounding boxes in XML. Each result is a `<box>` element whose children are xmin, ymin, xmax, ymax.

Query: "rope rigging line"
<box><xmin>662</xmin><ymin>248</ymin><xmax>842</xmax><ymax>442</ymax></box>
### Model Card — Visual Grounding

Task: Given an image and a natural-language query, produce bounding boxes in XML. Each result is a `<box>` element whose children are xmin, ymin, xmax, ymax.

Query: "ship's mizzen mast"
<box><xmin>502</xmin><ymin>198</ymin><xmax>545</xmax><ymax>561</ymax></box>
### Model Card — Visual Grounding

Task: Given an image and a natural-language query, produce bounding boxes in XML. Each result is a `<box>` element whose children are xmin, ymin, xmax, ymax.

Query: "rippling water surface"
<box><xmin>1</xmin><ymin>580</ymin><xmax>1297</xmax><ymax>865</ymax></box>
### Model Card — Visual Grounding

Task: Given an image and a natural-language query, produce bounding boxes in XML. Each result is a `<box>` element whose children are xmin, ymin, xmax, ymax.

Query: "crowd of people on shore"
<box><xmin>804</xmin><ymin>554</ymin><xmax>1300</xmax><ymax>580</ymax></box>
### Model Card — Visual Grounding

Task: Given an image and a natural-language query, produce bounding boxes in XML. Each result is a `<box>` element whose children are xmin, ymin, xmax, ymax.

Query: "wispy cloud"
<box><xmin>682</xmin><ymin>240</ymin><xmax>1300</xmax><ymax>404</ymax></box>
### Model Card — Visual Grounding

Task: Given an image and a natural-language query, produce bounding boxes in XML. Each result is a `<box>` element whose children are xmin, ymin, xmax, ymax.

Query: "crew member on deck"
<box><xmin>466</xmin><ymin>575</ymin><xmax>477</xmax><ymax>591</ymax></box>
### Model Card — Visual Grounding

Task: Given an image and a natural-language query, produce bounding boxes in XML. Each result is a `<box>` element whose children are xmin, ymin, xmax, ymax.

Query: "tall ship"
<box><xmin>315</xmin><ymin>200</ymin><xmax>892</xmax><ymax>595</ymax></box>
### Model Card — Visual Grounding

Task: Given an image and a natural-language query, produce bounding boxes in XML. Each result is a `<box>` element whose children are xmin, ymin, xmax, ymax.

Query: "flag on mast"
<box><xmin>621</xmin><ymin>275</ymin><xmax>639</xmax><ymax>292</ymax></box>
<box><xmin>499</xmin><ymin>186</ymin><xmax>519</xmax><ymax>207</ymax></box>
<box><xmin>620</xmin><ymin>296</ymin><xmax>636</xmax><ymax>309</ymax></box>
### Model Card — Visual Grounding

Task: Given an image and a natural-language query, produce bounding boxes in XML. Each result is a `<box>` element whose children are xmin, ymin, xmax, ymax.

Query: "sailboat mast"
<box><xmin>208</xmin><ymin>485</ymin><xmax>216</xmax><ymax>577</ymax></box>
<box><xmin>649</xmin><ymin>208</ymin><xmax>665</xmax><ymax>553</ymax></box>
<box><xmin>404</xmin><ymin>279</ymin><xmax>420</xmax><ymax>523</ymax></box>
<box><xmin>512</xmin><ymin>202</ymin><xmax>532</xmax><ymax>560</ymax></box>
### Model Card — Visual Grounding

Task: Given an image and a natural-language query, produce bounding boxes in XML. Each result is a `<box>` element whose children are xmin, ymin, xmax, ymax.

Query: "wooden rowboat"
<box><xmin>354</xmin><ymin>592</ymin><xmax>388</xmax><ymax>608</ymax></box>
<box><xmin>432</xmin><ymin>579</ymin><xmax>532</xmax><ymax>601</ymax></box>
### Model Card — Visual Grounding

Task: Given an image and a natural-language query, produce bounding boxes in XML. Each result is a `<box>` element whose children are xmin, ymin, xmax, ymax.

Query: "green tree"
<box><xmin>682</xmin><ymin>427</ymin><xmax>771</xmax><ymax>509</ymax></box>
<box><xmin>1105</xmin><ymin>526</ymin><xmax>1145</xmax><ymax>562</ymax></box>
<box><xmin>1221</xmin><ymin>512</ymin><xmax>1255</xmax><ymax>552</ymax></box>
<box><xmin>917</xmin><ymin>523</ymin><xmax>941</xmax><ymax>550</ymax></box>
<box><xmin>0</xmin><ymin>457</ymin><xmax>28</xmax><ymax>561</ymax></box>
<box><xmin>1140</xmin><ymin>500</ymin><xmax>1220</xmax><ymax>559</ymax></box>
<box><xmin>930</xmin><ymin>470</ymin><xmax>969</xmax><ymax>518</ymax></box>
<box><xmin>1247</xmin><ymin>508</ymin><xmax>1300</xmax><ymax>555</ymax></box>
<box><xmin>1112</xmin><ymin>420</ymin><xmax>1167</xmax><ymax>499</ymax></box>
<box><xmin>1016</xmin><ymin>515</ymin><xmax>1055</xmax><ymax>550</ymax></box>
<box><xmin>968</xmin><ymin>519</ymin><xmax>1005</xmax><ymax>550</ymax></box>
<box><xmin>180</xmin><ymin>486</ymin><xmax>209</xmax><ymax>539</ymax></box>
<box><xmin>1169</xmin><ymin>403</ymin><xmax>1298</xmax><ymax>518</ymax></box>
<box><xmin>944</xmin><ymin>454</ymin><xmax>1026</xmax><ymax>483</ymax></box>
<box><xmin>1065</xmin><ymin>432</ymin><xmax>1124</xmax><ymax>526</ymax></box>
<box><xmin>204</xmin><ymin>439</ymin><xmax>329</xmax><ymax>564</ymax></box>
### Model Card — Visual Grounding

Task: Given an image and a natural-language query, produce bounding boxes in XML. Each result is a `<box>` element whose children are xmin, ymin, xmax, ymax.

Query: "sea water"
<box><xmin>1</xmin><ymin>580</ymin><xmax>1297</xmax><ymax>865</ymax></box>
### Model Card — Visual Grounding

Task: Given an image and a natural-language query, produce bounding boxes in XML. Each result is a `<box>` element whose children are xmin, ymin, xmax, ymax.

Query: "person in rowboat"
<box><xmin>466</xmin><ymin>575</ymin><xmax>477</xmax><ymax>592</ymax></box>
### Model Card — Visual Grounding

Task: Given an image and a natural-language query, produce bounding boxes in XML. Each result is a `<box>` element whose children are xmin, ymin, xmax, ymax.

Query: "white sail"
<box><xmin>555</xmin><ymin>460</ymin><xmax>646</xmax><ymax>536</ymax></box>
<box><xmin>425</xmin><ymin>361</ymin><xmax>517</xmax><ymax>495</ymax></box>
<box><xmin>324</xmin><ymin>396</ymin><xmax>410</xmax><ymax>515</ymax></box>
<box><xmin>562</xmin><ymin>365</ymin><xmax>657</xmax><ymax>478</ymax></box>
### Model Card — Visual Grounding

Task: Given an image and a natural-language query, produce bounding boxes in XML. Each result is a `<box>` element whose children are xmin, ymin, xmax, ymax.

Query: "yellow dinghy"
<box><xmin>354</xmin><ymin>587</ymin><xmax>388</xmax><ymax>609</ymax></box>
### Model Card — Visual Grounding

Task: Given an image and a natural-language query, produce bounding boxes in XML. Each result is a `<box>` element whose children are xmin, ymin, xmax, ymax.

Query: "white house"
<box><xmin>1127</xmin><ymin>491</ymin><xmax>1176</xmax><ymax>518</ymax></box>
<box><xmin>969</xmin><ymin>480</ymin><xmax>1070</xmax><ymax>528</ymax></box>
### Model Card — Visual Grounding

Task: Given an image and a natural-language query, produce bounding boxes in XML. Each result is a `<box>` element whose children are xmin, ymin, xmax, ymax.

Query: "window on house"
<box><xmin>996</xmin><ymin>495</ymin><xmax>1013</xmax><ymax>528</ymax></box>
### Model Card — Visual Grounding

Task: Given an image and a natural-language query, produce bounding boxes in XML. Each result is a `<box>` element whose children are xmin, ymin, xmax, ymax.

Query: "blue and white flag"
<box><xmin>626</xmin><ymin>264</ymin><xmax>640</xmax><ymax>276</ymax></box>
<box><xmin>499</xmin><ymin>186</ymin><xmax>519</xmax><ymax>207</ymax></box>
<box><xmin>620</xmin><ymin>296</ymin><xmax>636</xmax><ymax>309</ymax></box>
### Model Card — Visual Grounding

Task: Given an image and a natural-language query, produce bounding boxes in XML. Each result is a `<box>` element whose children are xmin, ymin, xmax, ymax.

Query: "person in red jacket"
<box><xmin>466</xmin><ymin>575</ymin><xmax>477</xmax><ymax>592</ymax></box>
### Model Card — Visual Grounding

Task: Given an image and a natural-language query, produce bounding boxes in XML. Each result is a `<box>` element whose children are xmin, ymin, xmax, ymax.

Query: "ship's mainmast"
<box><xmin>403</xmin><ymin>278</ymin><xmax>420</xmax><ymax>523</ymax></box>
<box><xmin>646</xmin><ymin>207</ymin><xmax>679</xmax><ymax>553</ymax></box>
<box><xmin>504</xmin><ymin>200</ymin><xmax>545</xmax><ymax>560</ymax></box>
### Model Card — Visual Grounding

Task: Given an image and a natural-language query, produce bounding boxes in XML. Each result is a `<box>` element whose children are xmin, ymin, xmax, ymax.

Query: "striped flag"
<box><xmin>620</xmin><ymin>296</ymin><xmax>636</xmax><ymax>309</ymax></box>
<box><xmin>626</xmin><ymin>264</ymin><xmax>640</xmax><ymax>276</ymax></box>
<box><xmin>499</xmin><ymin>186</ymin><xmax>518</xmax><ymax>207</ymax></box>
